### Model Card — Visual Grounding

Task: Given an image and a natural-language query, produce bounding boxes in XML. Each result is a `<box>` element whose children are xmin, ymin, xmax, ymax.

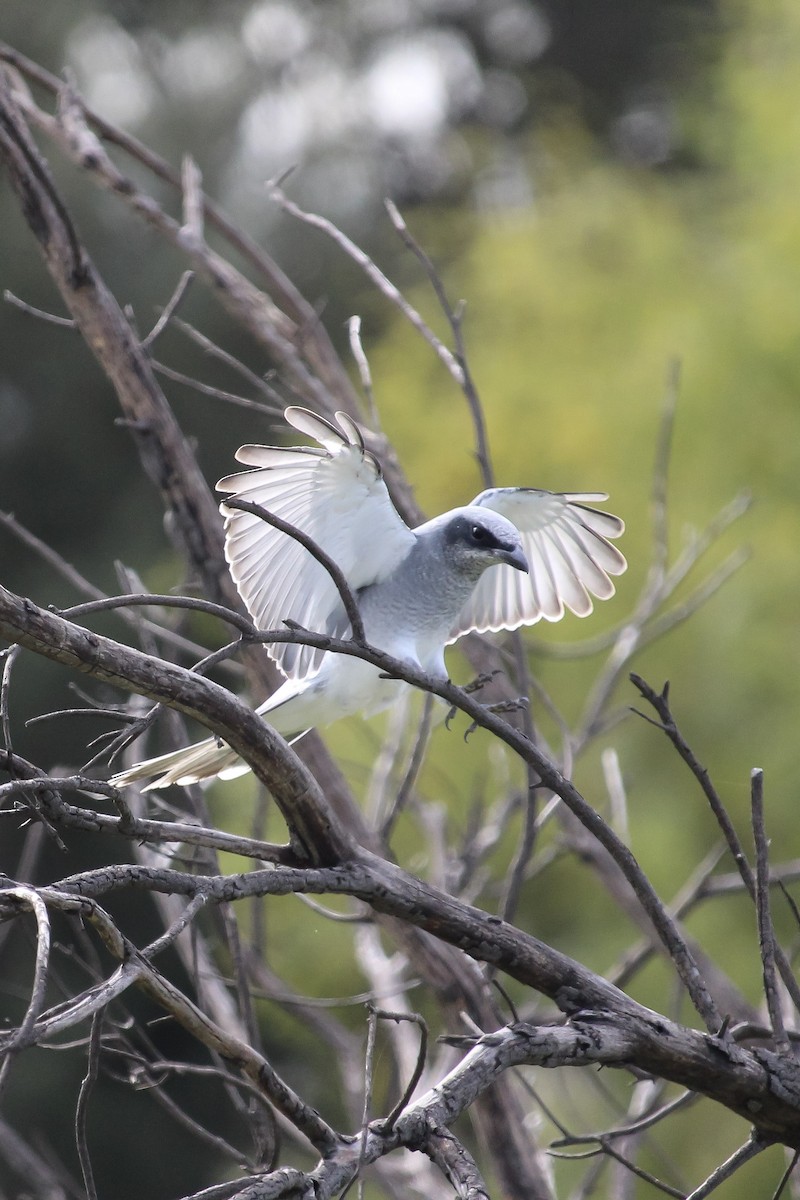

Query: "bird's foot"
<box><xmin>463</xmin><ymin>696</ymin><xmax>529</xmax><ymax>740</ymax></box>
<box><xmin>445</xmin><ymin>671</ymin><xmax>502</xmax><ymax>729</ymax></box>
<box><xmin>462</xmin><ymin>670</ymin><xmax>502</xmax><ymax>695</ymax></box>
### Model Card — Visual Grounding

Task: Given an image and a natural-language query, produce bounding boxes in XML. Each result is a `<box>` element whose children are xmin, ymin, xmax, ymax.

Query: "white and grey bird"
<box><xmin>112</xmin><ymin>406</ymin><xmax>626</xmax><ymax>789</ymax></box>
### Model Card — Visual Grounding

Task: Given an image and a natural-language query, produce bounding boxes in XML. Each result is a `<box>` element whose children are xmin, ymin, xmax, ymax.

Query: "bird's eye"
<box><xmin>471</xmin><ymin>525</ymin><xmax>487</xmax><ymax>542</ymax></box>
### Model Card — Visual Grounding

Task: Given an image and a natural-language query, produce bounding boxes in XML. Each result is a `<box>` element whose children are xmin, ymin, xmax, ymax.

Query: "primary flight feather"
<box><xmin>113</xmin><ymin>406</ymin><xmax>626</xmax><ymax>789</ymax></box>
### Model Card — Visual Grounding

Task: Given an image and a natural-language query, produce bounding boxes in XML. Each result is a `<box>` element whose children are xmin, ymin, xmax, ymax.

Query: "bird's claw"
<box><xmin>445</xmin><ymin>671</ymin><xmax>503</xmax><ymax>729</ymax></box>
<box><xmin>462</xmin><ymin>670</ymin><xmax>502</xmax><ymax>695</ymax></box>
<box><xmin>463</xmin><ymin>696</ymin><xmax>529</xmax><ymax>741</ymax></box>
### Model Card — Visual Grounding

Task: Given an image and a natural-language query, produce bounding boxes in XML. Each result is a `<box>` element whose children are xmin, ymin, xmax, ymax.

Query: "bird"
<box><xmin>112</xmin><ymin>406</ymin><xmax>626</xmax><ymax>789</ymax></box>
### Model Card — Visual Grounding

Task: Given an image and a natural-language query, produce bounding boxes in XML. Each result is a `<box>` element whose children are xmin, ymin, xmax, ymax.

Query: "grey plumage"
<box><xmin>112</xmin><ymin>407</ymin><xmax>626</xmax><ymax>789</ymax></box>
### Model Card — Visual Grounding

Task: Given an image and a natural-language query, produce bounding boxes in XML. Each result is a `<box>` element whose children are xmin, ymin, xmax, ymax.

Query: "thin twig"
<box><xmin>141</xmin><ymin>270</ymin><xmax>194</xmax><ymax>349</ymax></box>
<box><xmin>648</xmin><ymin>357</ymin><xmax>681</xmax><ymax>589</ymax></box>
<box><xmin>706</xmin><ymin>862</ymin><xmax>800</xmax><ymax>902</ymax></box>
<box><xmin>684</xmin><ymin>1134</ymin><xmax>768</xmax><ymax>1199</ymax></box>
<box><xmin>292</xmin><ymin>893</ymin><xmax>366</xmax><ymax>923</ymax></box>
<box><xmin>347</xmin><ymin>315</ymin><xmax>380</xmax><ymax>428</ymax></box>
<box><xmin>631</xmin><ymin>674</ymin><xmax>800</xmax><ymax>1016</ymax></box>
<box><xmin>60</xmin><ymin>591</ymin><xmax>253</xmax><ymax>635</ymax></box>
<box><xmin>633</xmin><ymin>547</ymin><xmax>750</xmax><ymax>652</ymax></box>
<box><xmin>497</xmin><ymin>628</ymin><xmax>541</xmax><ymax>925</ymax></box>
<box><xmin>659</xmin><ymin>490</ymin><xmax>752</xmax><ymax>599</ymax></box>
<box><xmin>384</xmin><ymin>199</ymin><xmax>493</xmax><ymax>487</ymax></box>
<box><xmin>181</xmin><ymin>155</ymin><xmax>204</xmax><ymax>240</ymax></box>
<box><xmin>752</xmin><ymin>768</ymin><xmax>789</xmax><ymax>1048</ymax></box>
<box><xmin>152</xmin><ymin>361</ymin><xmax>274</xmax><ymax>413</ymax></box>
<box><xmin>3</xmin><ymin>288</ymin><xmax>74</xmax><ymax>325</ymax></box>
<box><xmin>172</xmin><ymin>316</ymin><xmax>285</xmax><ymax>404</ymax></box>
<box><xmin>0</xmin><ymin>886</ymin><xmax>52</xmax><ymax>1098</ymax></box>
<box><xmin>778</xmin><ymin>880</ymin><xmax>800</xmax><ymax>933</ymax></box>
<box><xmin>380</xmin><ymin>694</ymin><xmax>433</xmax><ymax>843</ymax></box>
<box><xmin>350</xmin><ymin>1004</ymin><xmax>379</xmax><ymax>1200</ymax></box>
<box><xmin>609</xmin><ymin>844</ymin><xmax>729</xmax><ymax>990</ymax></box>
<box><xmin>549</xmin><ymin>1138</ymin><xmax>685</xmax><ymax>1199</ymax></box>
<box><xmin>268</xmin><ymin>179</ymin><xmax>465</xmax><ymax>388</ymax></box>
<box><xmin>551</xmin><ymin>1089</ymin><xmax>698</xmax><ymax>1148</ymax></box>
<box><xmin>128</xmin><ymin>1058</ymin><xmax>260</xmax><ymax>1169</ymax></box>
<box><xmin>26</xmin><ymin>707</ymin><xmax>139</xmax><ymax>728</ymax></box>
<box><xmin>599</xmin><ymin>1140</ymin><xmax>684</xmax><ymax>1199</ymax></box>
<box><xmin>74</xmin><ymin>1009</ymin><xmax>102</xmax><ymax>1200</ymax></box>
<box><xmin>772</xmin><ymin>1149</ymin><xmax>800</xmax><ymax>1199</ymax></box>
<box><xmin>0</xmin><ymin>644</ymin><xmax>20</xmax><ymax>754</ymax></box>
<box><xmin>602</xmin><ymin>747</ymin><xmax>630</xmax><ymax>843</ymax></box>
<box><xmin>371</xmin><ymin>1007</ymin><xmax>428</xmax><ymax>1132</ymax></box>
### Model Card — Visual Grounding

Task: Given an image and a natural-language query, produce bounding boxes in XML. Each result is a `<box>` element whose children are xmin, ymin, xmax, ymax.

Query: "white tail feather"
<box><xmin>110</xmin><ymin>736</ymin><xmax>241</xmax><ymax>790</ymax></box>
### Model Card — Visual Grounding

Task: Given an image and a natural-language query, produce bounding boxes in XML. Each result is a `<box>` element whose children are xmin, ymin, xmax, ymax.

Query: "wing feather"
<box><xmin>449</xmin><ymin>487</ymin><xmax>626</xmax><ymax>640</ymax></box>
<box><xmin>219</xmin><ymin>407</ymin><xmax>415</xmax><ymax>680</ymax></box>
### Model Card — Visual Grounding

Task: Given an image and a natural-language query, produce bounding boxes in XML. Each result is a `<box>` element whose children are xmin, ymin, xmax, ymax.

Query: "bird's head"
<box><xmin>443</xmin><ymin>508</ymin><xmax>528</xmax><ymax>577</ymax></box>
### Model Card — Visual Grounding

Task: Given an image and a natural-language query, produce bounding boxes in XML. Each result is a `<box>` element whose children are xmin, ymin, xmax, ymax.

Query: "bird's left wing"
<box><xmin>218</xmin><ymin>407</ymin><xmax>415</xmax><ymax>681</ymax></box>
<box><xmin>449</xmin><ymin>487</ymin><xmax>626</xmax><ymax>641</ymax></box>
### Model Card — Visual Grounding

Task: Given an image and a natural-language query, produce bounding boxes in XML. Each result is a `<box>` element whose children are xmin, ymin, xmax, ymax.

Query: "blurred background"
<box><xmin>1</xmin><ymin>1</ymin><xmax>800</xmax><ymax>1196</ymax></box>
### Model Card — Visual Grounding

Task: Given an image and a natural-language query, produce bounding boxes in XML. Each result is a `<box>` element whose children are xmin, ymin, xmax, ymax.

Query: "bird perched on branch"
<box><xmin>112</xmin><ymin>406</ymin><xmax>626</xmax><ymax>789</ymax></box>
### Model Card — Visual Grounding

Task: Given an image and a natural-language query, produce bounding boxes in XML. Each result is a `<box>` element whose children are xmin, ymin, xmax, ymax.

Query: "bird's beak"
<box><xmin>500</xmin><ymin>546</ymin><xmax>528</xmax><ymax>573</ymax></box>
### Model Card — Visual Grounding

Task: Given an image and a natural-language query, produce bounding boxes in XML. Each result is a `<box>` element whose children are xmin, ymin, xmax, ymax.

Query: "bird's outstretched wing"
<box><xmin>449</xmin><ymin>487</ymin><xmax>626</xmax><ymax>640</ymax></box>
<box><xmin>218</xmin><ymin>407</ymin><xmax>415</xmax><ymax>680</ymax></box>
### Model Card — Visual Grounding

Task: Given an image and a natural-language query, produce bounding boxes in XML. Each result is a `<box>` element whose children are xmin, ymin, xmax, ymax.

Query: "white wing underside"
<box><xmin>449</xmin><ymin>487</ymin><xmax>627</xmax><ymax>641</ymax></box>
<box><xmin>219</xmin><ymin>408</ymin><xmax>626</xmax><ymax>678</ymax></box>
<box><xmin>218</xmin><ymin>407</ymin><xmax>415</xmax><ymax>681</ymax></box>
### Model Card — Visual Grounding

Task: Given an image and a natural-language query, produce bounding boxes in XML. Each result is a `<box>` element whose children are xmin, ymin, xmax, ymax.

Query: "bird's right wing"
<box><xmin>449</xmin><ymin>487</ymin><xmax>626</xmax><ymax>640</ymax></box>
<box><xmin>218</xmin><ymin>407</ymin><xmax>415</xmax><ymax>681</ymax></box>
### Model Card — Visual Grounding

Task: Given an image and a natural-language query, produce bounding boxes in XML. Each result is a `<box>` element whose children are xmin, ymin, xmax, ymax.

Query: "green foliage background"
<box><xmin>2</xmin><ymin>0</ymin><xmax>800</xmax><ymax>1195</ymax></box>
